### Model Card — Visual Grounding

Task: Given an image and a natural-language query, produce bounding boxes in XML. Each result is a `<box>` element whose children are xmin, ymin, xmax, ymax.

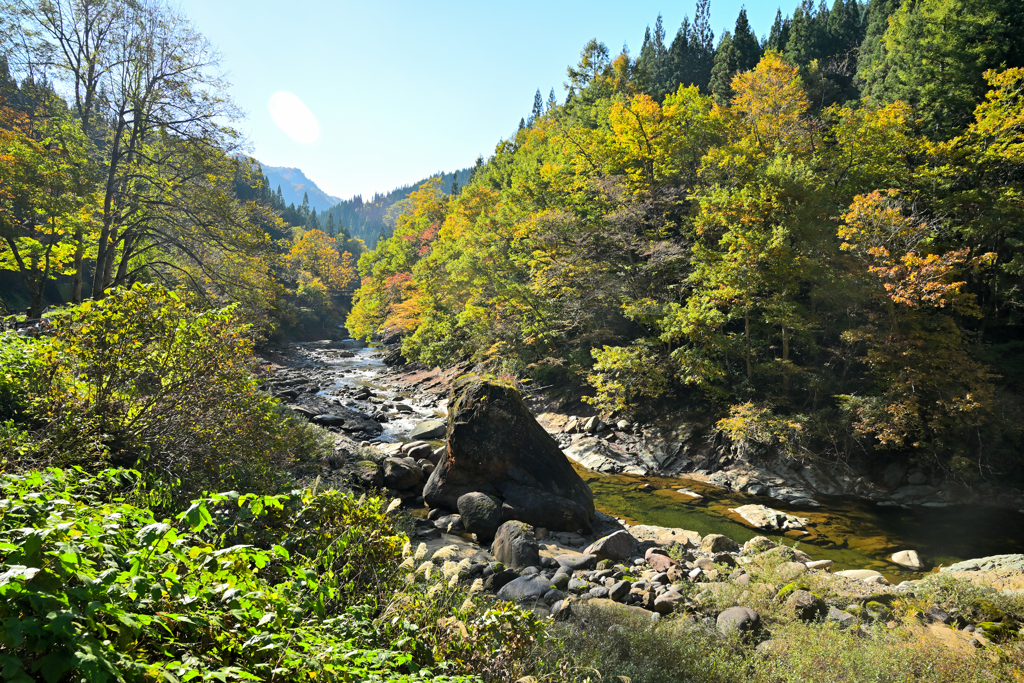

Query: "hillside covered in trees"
<box><xmin>349</xmin><ymin>0</ymin><xmax>1024</xmax><ymax>485</ymax></box>
<box><xmin>0</xmin><ymin>0</ymin><xmax>380</xmax><ymax>338</ymax></box>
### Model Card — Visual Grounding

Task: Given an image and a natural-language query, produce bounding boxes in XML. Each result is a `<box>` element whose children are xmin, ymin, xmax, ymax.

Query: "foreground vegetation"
<box><xmin>1</xmin><ymin>286</ymin><xmax>1021</xmax><ymax>682</ymax></box>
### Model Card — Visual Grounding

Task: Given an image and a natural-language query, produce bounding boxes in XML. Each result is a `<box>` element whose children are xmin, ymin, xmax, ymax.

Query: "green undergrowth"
<box><xmin>0</xmin><ymin>467</ymin><xmax>486</xmax><ymax>682</ymax></box>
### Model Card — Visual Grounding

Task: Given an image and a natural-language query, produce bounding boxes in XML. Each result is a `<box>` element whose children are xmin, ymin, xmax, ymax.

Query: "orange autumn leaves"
<box><xmin>285</xmin><ymin>228</ymin><xmax>356</xmax><ymax>294</ymax></box>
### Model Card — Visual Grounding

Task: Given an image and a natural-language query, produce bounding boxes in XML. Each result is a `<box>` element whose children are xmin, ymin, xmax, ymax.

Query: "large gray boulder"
<box><xmin>497</xmin><ymin>575</ymin><xmax>555</xmax><ymax>602</ymax></box>
<box><xmin>717</xmin><ymin>606</ymin><xmax>761</xmax><ymax>634</ymax></box>
<box><xmin>491</xmin><ymin>520</ymin><xmax>540</xmax><ymax>569</ymax></box>
<box><xmin>351</xmin><ymin>460</ymin><xmax>383</xmax><ymax>488</ymax></box>
<box><xmin>584</xmin><ymin>530</ymin><xmax>636</xmax><ymax>562</ymax></box>
<box><xmin>700</xmin><ymin>534</ymin><xmax>740</xmax><ymax>554</ymax></box>
<box><xmin>786</xmin><ymin>590</ymin><xmax>827</xmax><ymax>622</ymax></box>
<box><xmin>457</xmin><ymin>492</ymin><xmax>503</xmax><ymax>541</ymax></box>
<box><xmin>423</xmin><ymin>375</ymin><xmax>595</xmax><ymax>533</ymax></box>
<box><xmin>383</xmin><ymin>457</ymin><xmax>424</xmax><ymax>491</ymax></box>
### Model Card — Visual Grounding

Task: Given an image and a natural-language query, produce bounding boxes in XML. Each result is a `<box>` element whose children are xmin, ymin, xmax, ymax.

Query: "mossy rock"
<box><xmin>776</xmin><ymin>581</ymin><xmax>810</xmax><ymax>601</ymax></box>
<box><xmin>976</xmin><ymin>621</ymin><xmax>1018</xmax><ymax>642</ymax></box>
<box><xmin>974</xmin><ymin>600</ymin><xmax>1005</xmax><ymax>623</ymax></box>
<box><xmin>865</xmin><ymin>600</ymin><xmax>894</xmax><ymax>622</ymax></box>
<box><xmin>597</xmin><ymin>559</ymin><xmax>613</xmax><ymax>570</ymax></box>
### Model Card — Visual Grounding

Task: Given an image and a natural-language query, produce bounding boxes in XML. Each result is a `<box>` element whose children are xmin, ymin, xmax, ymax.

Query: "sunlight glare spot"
<box><xmin>268</xmin><ymin>91</ymin><xmax>321</xmax><ymax>145</ymax></box>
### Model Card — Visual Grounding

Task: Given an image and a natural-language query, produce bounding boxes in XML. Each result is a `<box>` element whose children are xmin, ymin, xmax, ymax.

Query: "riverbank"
<box><xmin>264</xmin><ymin>340</ymin><xmax>1024</xmax><ymax>580</ymax></box>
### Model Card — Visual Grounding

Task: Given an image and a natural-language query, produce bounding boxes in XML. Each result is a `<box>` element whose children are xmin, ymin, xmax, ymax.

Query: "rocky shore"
<box><xmin>261</xmin><ymin>339</ymin><xmax>1024</xmax><ymax>650</ymax></box>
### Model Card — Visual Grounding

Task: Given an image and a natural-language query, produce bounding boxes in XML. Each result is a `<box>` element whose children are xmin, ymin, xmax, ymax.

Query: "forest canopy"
<box><xmin>348</xmin><ymin>0</ymin><xmax>1024</xmax><ymax>483</ymax></box>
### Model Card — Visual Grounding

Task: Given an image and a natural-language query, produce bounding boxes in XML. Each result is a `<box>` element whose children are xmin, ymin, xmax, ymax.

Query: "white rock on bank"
<box><xmin>835</xmin><ymin>569</ymin><xmax>884</xmax><ymax>581</ymax></box>
<box><xmin>730</xmin><ymin>503</ymin><xmax>809</xmax><ymax>531</ymax></box>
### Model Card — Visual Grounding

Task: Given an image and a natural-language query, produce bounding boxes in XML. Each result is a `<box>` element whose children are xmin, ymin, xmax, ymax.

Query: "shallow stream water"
<box><xmin>306</xmin><ymin>341</ymin><xmax>1024</xmax><ymax>583</ymax></box>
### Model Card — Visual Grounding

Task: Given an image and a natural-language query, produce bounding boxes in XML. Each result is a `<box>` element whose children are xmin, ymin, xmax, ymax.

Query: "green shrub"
<box><xmin>0</xmin><ymin>285</ymin><xmax>328</xmax><ymax>500</ymax></box>
<box><xmin>0</xmin><ymin>467</ymin><xmax>476</xmax><ymax>683</ymax></box>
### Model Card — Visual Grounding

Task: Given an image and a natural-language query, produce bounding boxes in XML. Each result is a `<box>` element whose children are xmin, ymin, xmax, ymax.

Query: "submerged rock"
<box><xmin>423</xmin><ymin>375</ymin><xmax>595</xmax><ymax>533</ymax></box>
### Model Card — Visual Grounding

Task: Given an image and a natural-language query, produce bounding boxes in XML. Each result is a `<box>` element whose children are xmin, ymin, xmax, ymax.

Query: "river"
<box><xmin>300</xmin><ymin>340</ymin><xmax>1024</xmax><ymax>583</ymax></box>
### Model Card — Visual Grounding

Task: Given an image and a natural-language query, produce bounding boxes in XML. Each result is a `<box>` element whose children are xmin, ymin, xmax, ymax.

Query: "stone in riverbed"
<box><xmin>730</xmin><ymin>504</ymin><xmax>809</xmax><ymax>531</ymax></box>
<box><xmin>457</xmin><ymin>492</ymin><xmax>504</xmax><ymax>541</ymax></box>
<box><xmin>787</xmin><ymin>589</ymin><xmax>827</xmax><ymax>621</ymax></box>
<box><xmin>312</xmin><ymin>407</ymin><xmax>382</xmax><ymax>435</ymax></box>
<box><xmin>409</xmin><ymin>419</ymin><xmax>446</xmax><ymax>441</ymax></box>
<box><xmin>496</xmin><ymin>575</ymin><xmax>553</xmax><ymax>602</ymax></box>
<box><xmin>653</xmin><ymin>590</ymin><xmax>685</xmax><ymax>614</ymax></box>
<box><xmin>827</xmin><ymin>606</ymin><xmax>857</xmax><ymax>629</ymax></box>
<box><xmin>700</xmin><ymin>534</ymin><xmax>740</xmax><ymax>554</ymax></box>
<box><xmin>891</xmin><ymin>549</ymin><xmax>925</xmax><ymax>571</ymax></box>
<box><xmin>383</xmin><ymin>457</ymin><xmax>424</xmax><ymax>491</ymax></box>
<box><xmin>351</xmin><ymin>460</ymin><xmax>383</xmax><ymax>488</ymax></box>
<box><xmin>717</xmin><ymin>606</ymin><xmax>761</xmax><ymax>634</ymax></box>
<box><xmin>583</xmin><ymin>530</ymin><xmax>636</xmax><ymax>562</ymax></box>
<box><xmin>835</xmin><ymin>569</ymin><xmax>884</xmax><ymax>582</ymax></box>
<box><xmin>555</xmin><ymin>554</ymin><xmax>598</xmax><ymax>571</ymax></box>
<box><xmin>423</xmin><ymin>375</ymin><xmax>594</xmax><ymax>533</ymax></box>
<box><xmin>491</xmin><ymin>521</ymin><xmax>540</xmax><ymax>570</ymax></box>
<box><xmin>647</xmin><ymin>554</ymin><xmax>680</xmax><ymax>573</ymax></box>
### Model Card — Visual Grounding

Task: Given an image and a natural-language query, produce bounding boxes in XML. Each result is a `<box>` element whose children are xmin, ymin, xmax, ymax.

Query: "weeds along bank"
<box><xmin>2</xmin><ymin>285</ymin><xmax>1023</xmax><ymax>682</ymax></box>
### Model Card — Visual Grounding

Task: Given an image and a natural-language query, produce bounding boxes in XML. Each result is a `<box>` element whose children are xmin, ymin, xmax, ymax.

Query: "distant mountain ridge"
<box><xmin>260</xmin><ymin>164</ymin><xmax>341</xmax><ymax>213</ymax></box>
<box><xmin>256</xmin><ymin>160</ymin><xmax>475</xmax><ymax>249</ymax></box>
<box><xmin>324</xmin><ymin>167</ymin><xmax>474</xmax><ymax>249</ymax></box>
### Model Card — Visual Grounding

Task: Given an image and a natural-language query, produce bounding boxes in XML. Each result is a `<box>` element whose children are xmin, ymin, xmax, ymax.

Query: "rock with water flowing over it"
<box><xmin>730</xmin><ymin>504</ymin><xmax>809</xmax><ymax>531</ymax></box>
<box><xmin>423</xmin><ymin>375</ymin><xmax>595</xmax><ymax>533</ymax></box>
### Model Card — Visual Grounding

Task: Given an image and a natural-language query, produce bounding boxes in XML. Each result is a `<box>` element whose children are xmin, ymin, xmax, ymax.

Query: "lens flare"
<box><xmin>268</xmin><ymin>91</ymin><xmax>321</xmax><ymax>145</ymax></box>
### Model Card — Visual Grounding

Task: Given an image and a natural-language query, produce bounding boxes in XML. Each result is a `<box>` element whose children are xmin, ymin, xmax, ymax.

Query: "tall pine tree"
<box><xmin>767</xmin><ymin>9</ymin><xmax>791</xmax><ymax>52</ymax></box>
<box><xmin>529</xmin><ymin>89</ymin><xmax>543</xmax><ymax>124</ymax></box>
<box><xmin>733</xmin><ymin>9</ymin><xmax>763</xmax><ymax>72</ymax></box>
<box><xmin>709</xmin><ymin>31</ymin><xmax>739</xmax><ymax>104</ymax></box>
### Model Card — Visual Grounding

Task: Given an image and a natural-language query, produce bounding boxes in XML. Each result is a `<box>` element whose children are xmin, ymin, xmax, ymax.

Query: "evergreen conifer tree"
<box><xmin>709</xmin><ymin>31</ymin><xmax>739</xmax><ymax>104</ymax></box>
<box><xmin>767</xmin><ymin>9</ymin><xmax>791</xmax><ymax>52</ymax></box>
<box><xmin>547</xmin><ymin>88</ymin><xmax>557</xmax><ymax>111</ymax></box>
<box><xmin>855</xmin><ymin>0</ymin><xmax>905</xmax><ymax>101</ymax></box>
<box><xmin>785</xmin><ymin>0</ymin><xmax>820</xmax><ymax>67</ymax></box>
<box><xmin>529</xmin><ymin>89</ymin><xmax>543</xmax><ymax>124</ymax></box>
<box><xmin>692</xmin><ymin>0</ymin><xmax>716</xmax><ymax>92</ymax></box>
<box><xmin>732</xmin><ymin>9</ymin><xmax>763</xmax><ymax>72</ymax></box>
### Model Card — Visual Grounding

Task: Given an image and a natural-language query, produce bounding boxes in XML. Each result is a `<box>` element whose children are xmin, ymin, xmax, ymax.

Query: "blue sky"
<box><xmin>178</xmin><ymin>0</ymin><xmax>803</xmax><ymax>201</ymax></box>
